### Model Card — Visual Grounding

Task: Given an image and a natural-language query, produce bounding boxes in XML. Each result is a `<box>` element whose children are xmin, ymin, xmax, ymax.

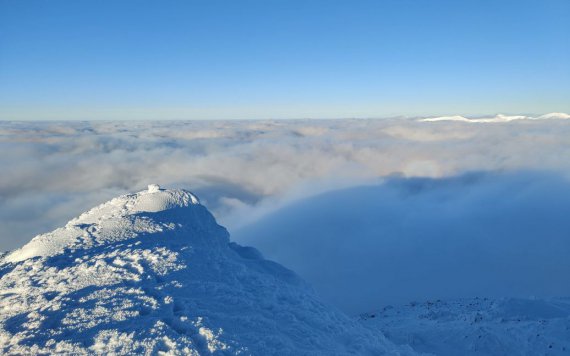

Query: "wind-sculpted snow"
<box><xmin>0</xmin><ymin>186</ymin><xmax>407</xmax><ymax>355</ymax></box>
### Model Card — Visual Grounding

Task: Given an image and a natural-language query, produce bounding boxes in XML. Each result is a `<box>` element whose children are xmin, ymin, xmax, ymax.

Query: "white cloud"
<box><xmin>234</xmin><ymin>171</ymin><xmax>570</xmax><ymax>313</ymax></box>
<box><xmin>1</xmin><ymin>116</ymin><xmax>570</xmax><ymax>252</ymax></box>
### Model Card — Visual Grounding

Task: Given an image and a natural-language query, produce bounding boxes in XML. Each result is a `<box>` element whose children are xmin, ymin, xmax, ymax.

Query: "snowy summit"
<box><xmin>0</xmin><ymin>186</ymin><xmax>406</xmax><ymax>355</ymax></box>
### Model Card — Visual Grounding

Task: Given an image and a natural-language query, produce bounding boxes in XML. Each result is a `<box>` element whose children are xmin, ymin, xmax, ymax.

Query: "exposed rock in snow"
<box><xmin>362</xmin><ymin>297</ymin><xmax>570</xmax><ymax>356</ymax></box>
<box><xmin>0</xmin><ymin>187</ymin><xmax>408</xmax><ymax>355</ymax></box>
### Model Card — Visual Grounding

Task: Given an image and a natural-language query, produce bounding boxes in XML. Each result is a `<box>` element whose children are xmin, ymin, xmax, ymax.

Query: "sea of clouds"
<box><xmin>1</xmin><ymin>114</ymin><xmax>570</xmax><ymax>311</ymax></box>
<box><xmin>235</xmin><ymin>171</ymin><xmax>570</xmax><ymax>313</ymax></box>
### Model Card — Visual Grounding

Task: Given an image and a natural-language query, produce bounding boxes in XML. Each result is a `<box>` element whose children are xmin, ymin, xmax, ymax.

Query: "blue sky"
<box><xmin>1</xmin><ymin>0</ymin><xmax>568</xmax><ymax>120</ymax></box>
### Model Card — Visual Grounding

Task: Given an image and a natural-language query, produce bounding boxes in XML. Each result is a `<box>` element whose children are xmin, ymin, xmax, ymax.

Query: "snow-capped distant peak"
<box><xmin>420</xmin><ymin>115</ymin><xmax>471</xmax><ymax>122</ymax></box>
<box><xmin>0</xmin><ymin>186</ymin><xmax>406</xmax><ymax>355</ymax></box>
<box><xmin>537</xmin><ymin>112</ymin><xmax>570</xmax><ymax>120</ymax></box>
<box><xmin>420</xmin><ymin>112</ymin><xmax>570</xmax><ymax>123</ymax></box>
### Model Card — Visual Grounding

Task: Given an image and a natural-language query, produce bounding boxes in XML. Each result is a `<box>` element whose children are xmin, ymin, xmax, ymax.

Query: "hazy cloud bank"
<box><xmin>234</xmin><ymin>171</ymin><xmax>570</xmax><ymax>313</ymax></box>
<box><xmin>1</xmin><ymin>116</ymin><xmax>570</xmax><ymax>253</ymax></box>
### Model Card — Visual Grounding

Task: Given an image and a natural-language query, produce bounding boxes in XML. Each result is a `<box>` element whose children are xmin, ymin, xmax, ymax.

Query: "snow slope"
<box><xmin>0</xmin><ymin>185</ymin><xmax>409</xmax><ymax>355</ymax></box>
<box><xmin>361</xmin><ymin>297</ymin><xmax>570</xmax><ymax>356</ymax></box>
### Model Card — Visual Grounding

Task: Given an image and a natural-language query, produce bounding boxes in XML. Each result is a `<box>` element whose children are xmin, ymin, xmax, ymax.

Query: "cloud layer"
<box><xmin>234</xmin><ymin>171</ymin><xmax>570</xmax><ymax>314</ymax></box>
<box><xmin>1</xmin><ymin>116</ymin><xmax>570</xmax><ymax>252</ymax></box>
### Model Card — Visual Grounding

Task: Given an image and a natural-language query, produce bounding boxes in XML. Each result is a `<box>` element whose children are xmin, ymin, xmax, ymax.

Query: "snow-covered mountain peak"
<box><xmin>4</xmin><ymin>186</ymin><xmax>207</xmax><ymax>264</ymax></box>
<box><xmin>0</xmin><ymin>187</ymin><xmax>406</xmax><ymax>355</ymax></box>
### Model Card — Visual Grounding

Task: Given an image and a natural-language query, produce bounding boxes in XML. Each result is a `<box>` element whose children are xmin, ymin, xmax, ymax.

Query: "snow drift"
<box><xmin>0</xmin><ymin>185</ymin><xmax>407</xmax><ymax>355</ymax></box>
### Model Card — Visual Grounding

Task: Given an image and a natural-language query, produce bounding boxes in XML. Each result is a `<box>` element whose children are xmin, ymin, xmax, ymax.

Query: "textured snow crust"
<box><xmin>362</xmin><ymin>297</ymin><xmax>570</xmax><ymax>355</ymax></box>
<box><xmin>0</xmin><ymin>186</ymin><xmax>407</xmax><ymax>355</ymax></box>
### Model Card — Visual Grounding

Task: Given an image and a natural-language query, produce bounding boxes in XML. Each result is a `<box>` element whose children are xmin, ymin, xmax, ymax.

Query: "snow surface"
<box><xmin>361</xmin><ymin>297</ymin><xmax>570</xmax><ymax>355</ymax></box>
<box><xmin>0</xmin><ymin>186</ymin><xmax>409</xmax><ymax>355</ymax></box>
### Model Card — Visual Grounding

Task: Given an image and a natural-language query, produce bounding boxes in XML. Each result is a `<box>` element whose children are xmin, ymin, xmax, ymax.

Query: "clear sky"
<box><xmin>0</xmin><ymin>0</ymin><xmax>568</xmax><ymax>120</ymax></box>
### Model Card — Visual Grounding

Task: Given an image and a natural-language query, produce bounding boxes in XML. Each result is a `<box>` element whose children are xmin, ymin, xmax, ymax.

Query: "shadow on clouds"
<box><xmin>233</xmin><ymin>171</ymin><xmax>570</xmax><ymax>314</ymax></box>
